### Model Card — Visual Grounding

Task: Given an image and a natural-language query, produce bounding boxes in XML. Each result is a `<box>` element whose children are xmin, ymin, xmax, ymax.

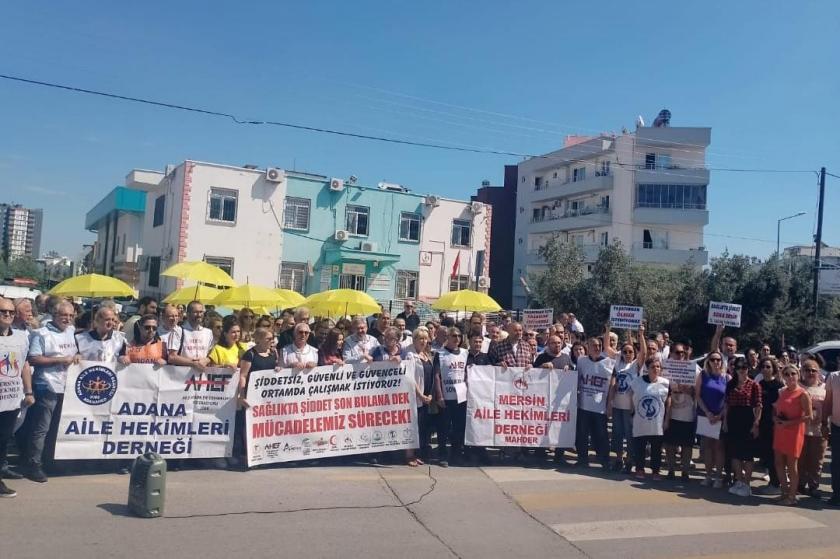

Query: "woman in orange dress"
<box><xmin>773</xmin><ymin>364</ymin><xmax>813</xmax><ymax>506</ymax></box>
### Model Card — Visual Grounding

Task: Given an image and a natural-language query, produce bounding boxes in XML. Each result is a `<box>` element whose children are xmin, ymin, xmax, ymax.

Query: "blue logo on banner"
<box><xmin>75</xmin><ymin>365</ymin><xmax>118</xmax><ymax>406</ymax></box>
<box><xmin>638</xmin><ymin>396</ymin><xmax>661</xmax><ymax>420</ymax></box>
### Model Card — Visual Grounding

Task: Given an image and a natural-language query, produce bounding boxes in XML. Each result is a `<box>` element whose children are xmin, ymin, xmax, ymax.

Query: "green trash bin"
<box><xmin>127</xmin><ymin>452</ymin><xmax>167</xmax><ymax>518</ymax></box>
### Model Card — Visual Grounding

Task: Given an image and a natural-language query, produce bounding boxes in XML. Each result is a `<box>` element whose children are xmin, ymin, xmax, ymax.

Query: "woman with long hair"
<box><xmin>774</xmin><ymin>364</ymin><xmax>812</xmax><ymax>506</ymax></box>
<box><xmin>695</xmin><ymin>351</ymin><xmax>729</xmax><ymax>488</ymax></box>
<box><xmin>318</xmin><ymin>328</ymin><xmax>345</xmax><ymax>366</ymax></box>
<box><xmin>208</xmin><ymin>315</ymin><xmax>247</xmax><ymax>368</ymax></box>
<box><xmin>237</xmin><ymin>307</ymin><xmax>256</xmax><ymax>344</ymax></box>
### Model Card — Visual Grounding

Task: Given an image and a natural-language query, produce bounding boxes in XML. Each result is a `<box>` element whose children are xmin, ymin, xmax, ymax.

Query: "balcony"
<box><xmin>529</xmin><ymin>206</ymin><xmax>612</xmax><ymax>233</ymax></box>
<box><xmin>532</xmin><ymin>173</ymin><xmax>614</xmax><ymax>203</ymax></box>
<box><xmin>631</xmin><ymin>244</ymin><xmax>708</xmax><ymax>266</ymax></box>
<box><xmin>634</xmin><ymin>167</ymin><xmax>709</xmax><ymax>185</ymax></box>
<box><xmin>633</xmin><ymin>207</ymin><xmax>709</xmax><ymax>226</ymax></box>
<box><xmin>635</xmin><ymin>127</ymin><xmax>711</xmax><ymax>149</ymax></box>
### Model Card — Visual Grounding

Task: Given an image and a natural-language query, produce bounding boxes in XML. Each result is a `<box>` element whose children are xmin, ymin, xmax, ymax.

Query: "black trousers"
<box><xmin>439</xmin><ymin>401</ymin><xmax>467</xmax><ymax>457</ymax></box>
<box><xmin>0</xmin><ymin>409</ymin><xmax>18</xmax><ymax>468</ymax></box>
<box><xmin>633</xmin><ymin>435</ymin><xmax>664</xmax><ymax>472</ymax></box>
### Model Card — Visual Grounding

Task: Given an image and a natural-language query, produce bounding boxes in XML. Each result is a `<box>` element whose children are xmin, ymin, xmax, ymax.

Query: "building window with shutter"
<box><xmin>395</xmin><ymin>270</ymin><xmax>418</xmax><ymax>299</ymax></box>
<box><xmin>279</xmin><ymin>262</ymin><xmax>307</xmax><ymax>293</ymax></box>
<box><xmin>204</xmin><ymin>256</ymin><xmax>234</xmax><ymax>277</ymax></box>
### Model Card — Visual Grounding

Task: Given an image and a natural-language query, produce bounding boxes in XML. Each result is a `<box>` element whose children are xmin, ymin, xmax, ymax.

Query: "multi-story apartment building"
<box><xmin>473</xmin><ymin>165</ymin><xmax>518</xmax><ymax>309</ymax></box>
<box><xmin>85</xmin><ymin>187</ymin><xmax>146</xmax><ymax>287</ymax></box>
<box><xmin>512</xmin><ymin>116</ymin><xmax>711</xmax><ymax>308</ymax></box>
<box><xmin>86</xmin><ymin>161</ymin><xmax>491</xmax><ymax>306</ymax></box>
<box><xmin>0</xmin><ymin>203</ymin><xmax>43</xmax><ymax>260</ymax></box>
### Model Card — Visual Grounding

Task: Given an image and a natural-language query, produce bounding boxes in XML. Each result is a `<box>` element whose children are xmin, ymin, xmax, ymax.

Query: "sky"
<box><xmin>1</xmin><ymin>1</ymin><xmax>838</xmax><ymax>260</ymax></box>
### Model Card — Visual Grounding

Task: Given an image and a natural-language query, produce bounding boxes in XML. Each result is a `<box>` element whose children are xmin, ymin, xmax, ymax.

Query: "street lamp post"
<box><xmin>777</xmin><ymin>212</ymin><xmax>806</xmax><ymax>255</ymax></box>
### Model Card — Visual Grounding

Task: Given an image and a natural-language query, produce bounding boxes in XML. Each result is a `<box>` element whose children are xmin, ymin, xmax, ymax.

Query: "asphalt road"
<box><xmin>3</xmin><ymin>459</ymin><xmax>840</xmax><ymax>559</ymax></box>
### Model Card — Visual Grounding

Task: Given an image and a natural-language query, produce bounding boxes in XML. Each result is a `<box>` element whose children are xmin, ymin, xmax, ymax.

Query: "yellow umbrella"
<box><xmin>211</xmin><ymin>284</ymin><xmax>290</xmax><ymax>308</ymax></box>
<box><xmin>304</xmin><ymin>289</ymin><xmax>380</xmax><ymax>317</ymax></box>
<box><xmin>163</xmin><ymin>284</ymin><xmax>221</xmax><ymax>305</ymax></box>
<box><xmin>432</xmin><ymin>289</ymin><xmax>502</xmax><ymax>312</ymax></box>
<box><xmin>48</xmin><ymin>274</ymin><xmax>136</xmax><ymax>298</ymax></box>
<box><xmin>223</xmin><ymin>304</ymin><xmax>272</xmax><ymax>316</ymax></box>
<box><xmin>274</xmin><ymin>288</ymin><xmax>306</xmax><ymax>308</ymax></box>
<box><xmin>161</xmin><ymin>261</ymin><xmax>237</xmax><ymax>287</ymax></box>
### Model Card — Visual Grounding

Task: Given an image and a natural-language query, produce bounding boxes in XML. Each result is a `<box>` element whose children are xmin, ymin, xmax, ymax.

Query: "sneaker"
<box><xmin>0</xmin><ymin>467</ymin><xmax>23</xmax><ymax>480</ymax></box>
<box><xmin>0</xmin><ymin>480</ymin><xmax>16</xmax><ymax>498</ymax></box>
<box><xmin>713</xmin><ymin>478</ymin><xmax>724</xmax><ymax>489</ymax></box>
<box><xmin>438</xmin><ymin>459</ymin><xmax>449</xmax><ymax>468</ymax></box>
<box><xmin>761</xmin><ymin>473</ymin><xmax>770</xmax><ymax>482</ymax></box>
<box><xmin>756</xmin><ymin>484</ymin><xmax>782</xmax><ymax>496</ymax></box>
<box><xmin>728</xmin><ymin>481</ymin><xmax>743</xmax><ymax>495</ymax></box>
<box><xmin>738</xmin><ymin>483</ymin><xmax>752</xmax><ymax>497</ymax></box>
<box><xmin>26</xmin><ymin>467</ymin><xmax>48</xmax><ymax>483</ymax></box>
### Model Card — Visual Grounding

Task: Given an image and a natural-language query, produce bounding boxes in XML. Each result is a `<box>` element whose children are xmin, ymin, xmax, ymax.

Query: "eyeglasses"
<box><xmin>708</xmin><ymin>357</ymin><xmax>722</xmax><ymax>363</ymax></box>
<box><xmin>673</xmin><ymin>350</ymin><xmax>686</xmax><ymax>355</ymax></box>
<box><xmin>142</xmin><ymin>325</ymin><xmax>157</xmax><ymax>330</ymax></box>
<box><xmin>0</xmin><ymin>309</ymin><xmax>14</xmax><ymax>316</ymax></box>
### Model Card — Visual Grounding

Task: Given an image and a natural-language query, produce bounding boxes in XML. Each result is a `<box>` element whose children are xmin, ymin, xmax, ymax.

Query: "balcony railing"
<box><xmin>530</xmin><ymin>205</ymin><xmax>609</xmax><ymax>223</ymax></box>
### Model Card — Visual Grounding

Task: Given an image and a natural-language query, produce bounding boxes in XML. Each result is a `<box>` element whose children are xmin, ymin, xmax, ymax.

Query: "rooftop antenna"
<box><xmin>635</xmin><ymin>115</ymin><xmax>645</xmax><ymax>129</ymax></box>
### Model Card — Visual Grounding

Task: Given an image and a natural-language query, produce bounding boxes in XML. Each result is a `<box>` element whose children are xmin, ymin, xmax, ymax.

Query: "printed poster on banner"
<box><xmin>246</xmin><ymin>361</ymin><xmax>419</xmax><ymax>466</ymax></box>
<box><xmin>55</xmin><ymin>362</ymin><xmax>238</xmax><ymax>459</ymax></box>
<box><xmin>465</xmin><ymin>366</ymin><xmax>577</xmax><ymax>448</ymax></box>
<box><xmin>0</xmin><ymin>332</ymin><xmax>27</xmax><ymax>413</ymax></box>
<box><xmin>708</xmin><ymin>301</ymin><xmax>742</xmax><ymax>327</ymax></box>
<box><xmin>662</xmin><ymin>359</ymin><xmax>699</xmax><ymax>385</ymax></box>
<box><xmin>609</xmin><ymin>305</ymin><xmax>643</xmax><ymax>329</ymax></box>
<box><xmin>522</xmin><ymin>309</ymin><xmax>553</xmax><ymax>331</ymax></box>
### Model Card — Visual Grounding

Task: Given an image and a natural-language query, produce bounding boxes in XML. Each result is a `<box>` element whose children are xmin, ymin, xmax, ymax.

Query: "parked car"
<box><xmin>801</xmin><ymin>341</ymin><xmax>840</xmax><ymax>374</ymax></box>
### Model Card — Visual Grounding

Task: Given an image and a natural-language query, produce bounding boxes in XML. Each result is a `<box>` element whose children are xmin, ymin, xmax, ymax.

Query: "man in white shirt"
<box><xmin>158</xmin><ymin>304</ymin><xmax>183</xmax><ymax>351</ymax></box>
<box><xmin>167</xmin><ymin>301</ymin><xmax>213</xmax><ymax>370</ymax></box>
<box><xmin>282</xmin><ymin>323</ymin><xmax>318</xmax><ymax>368</ymax></box>
<box><xmin>394</xmin><ymin>317</ymin><xmax>413</xmax><ymax>350</ymax></box>
<box><xmin>342</xmin><ymin>317</ymin><xmax>380</xmax><ymax>363</ymax></box>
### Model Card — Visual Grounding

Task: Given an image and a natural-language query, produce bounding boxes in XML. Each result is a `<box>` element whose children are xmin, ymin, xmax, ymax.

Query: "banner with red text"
<box><xmin>245</xmin><ymin>362</ymin><xmax>419</xmax><ymax>466</ymax></box>
<box><xmin>465</xmin><ymin>366</ymin><xmax>577</xmax><ymax>448</ymax></box>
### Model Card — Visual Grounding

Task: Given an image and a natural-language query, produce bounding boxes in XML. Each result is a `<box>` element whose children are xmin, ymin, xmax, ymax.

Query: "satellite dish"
<box><xmin>636</xmin><ymin>115</ymin><xmax>645</xmax><ymax>128</ymax></box>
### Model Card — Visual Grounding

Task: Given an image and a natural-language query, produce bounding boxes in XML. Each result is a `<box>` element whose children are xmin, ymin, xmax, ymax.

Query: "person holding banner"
<box><xmin>235</xmin><ymin>327</ymin><xmax>280</xmax><ymax>469</ymax></box>
<box><xmin>343</xmin><ymin>317</ymin><xmax>379</xmax><ymax>364</ymax></box>
<box><xmin>629</xmin><ymin>356</ymin><xmax>671</xmax><ymax>480</ymax></box>
<box><xmin>168</xmin><ymin>301</ymin><xmax>214</xmax><ymax>371</ymax></box>
<box><xmin>318</xmin><ymin>328</ymin><xmax>345</xmax><ymax>366</ymax></box>
<box><xmin>76</xmin><ymin>307</ymin><xmax>126</xmax><ymax>362</ymax></box>
<box><xmin>158</xmin><ymin>304</ymin><xmax>183</xmax><ymax>353</ymax></box>
<box><xmin>608</xmin><ymin>329</ymin><xmax>647</xmax><ymax>474</ymax></box>
<box><xmin>208</xmin><ymin>315</ymin><xmax>247</xmax><ymax>368</ymax></box>
<box><xmin>695</xmin><ymin>351</ymin><xmax>729</xmax><ymax>489</ymax></box>
<box><xmin>0</xmin><ymin>297</ymin><xmax>35</xmax><ymax>497</ymax></box>
<box><xmin>434</xmin><ymin>327</ymin><xmax>469</xmax><ymax>467</ymax></box>
<box><xmin>282</xmin><ymin>323</ymin><xmax>319</xmax><ymax>369</ymax></box>
<box><xmin>663</xmin><ymin>343</ymin><xmax>698</xmax><ymax>482</ymax></box>
<box><xmin>372</xmin><ymin>327</ymin><xmax>405</xmax><ymax>363</ymax></box>
<box><xmin>576</xmin><ymin>337</ymin><xmax>614</xmax><ymax>469</ymax></box>
<box><xmin>123</xmin><ymin>314</ymin><xmax>168</xmax><ymax>365</ymax></box>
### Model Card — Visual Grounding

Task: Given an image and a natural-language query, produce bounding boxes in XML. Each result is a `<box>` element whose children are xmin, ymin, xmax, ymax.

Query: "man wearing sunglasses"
<box><xmin>0</xmin><ymin>297</ymin><xmax>35</xmax><ymax>497</ymax></box>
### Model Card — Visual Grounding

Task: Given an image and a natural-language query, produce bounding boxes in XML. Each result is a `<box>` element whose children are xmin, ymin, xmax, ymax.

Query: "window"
<box><xmin>600</xmin><ymin>231</ymin><xmax>609</xmax><ymax>247</ymax></box>
<box><xmin>449</xmin><ymin>274</ymin><xmax>470</xmax><ymax>291</ymax></box>
<box><xmin>153</xmin><ymin>195</ymin><xmax>165</xmax><ymax>227</ymax></box>
<box><xmin>204</xmin><ymin>256</ymin><xmax>234</xmax><ymax>277</ymax></box>
<box><xmin>283</xmin><ymin>197</ymin><xmax>311</xmax><ymax>230</ymax></box>
<box><xmin>399</xmin><ymin>212</ymin><xmax>421</xmax><ymax>241</ymax></box>
<box><xmin>600</xmin><ymin>195</ymin><xmax>610</xmax><ymax>209</ymax></box>
<box><xmin>645</xmin><ymin>153</ymin><xmax>656</xmax><ymax>170</ymax></box>
<box><xmin>339</xmin><ymin>273</ymin><xmax>366</xmax><ymax>291</ymax></box>
<box><xmin>148</xmin><ymin>256</ymin><xmax>161</xmax><ymax>288</ymax></box>
<box><xmin>279</xmin><ymin>262</ymin><xmax>307</xmax><ymax>293</ymax></box>
<box><xmin>637</xmin><ymin>184</ymin><xmax>707</xmax><ymax>209</ymax></box>
<box><xmin>532</xmin><ymin>208</ymin><xmax>541</xmax><ymax>222</ymax></box>
<box><xmin>572</xmin><ymin>167</ymin><xmax>586</xmax><ymax>182</ymax></box>
<box><xmin>395</xmin><ymin>270</ymin><xmax>418</xmax><ymax>299</ymax></box>
<box><xmin>642</xmin><ymin>229</ymin><xmax>669</xmax><ymax>249</ymax></box>
<box><xmin>598</xmin><ymin>161</ymin><xmax>611</xmax><ymax>176</ymax></box>
<box><xmin>451</xmin><ymin>219</ymin><xmax>471</xmax><ymax>247</ymax></box>
<box><xmin>345</xmin><ymin>205</ymin><xmax>369</xmax><ymax>236</ymax></box>
<box><xmin>208</xmin><ymin>188</ymin><xmax>237</xmax><ymax>223</ymax></box>
<box><xmin>534</xmin><ymin>176</ymin><xmax>543</xmax><ymax>189</ymax></box>
<box><xmin>122</xmin><ymin>234</ymin><xmax>127</xmax><ymax>255</ymax></box>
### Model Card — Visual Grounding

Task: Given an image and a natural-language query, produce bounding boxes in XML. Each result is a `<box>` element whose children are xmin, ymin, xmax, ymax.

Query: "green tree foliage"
<box><xmin>531</xmin><ymin>237</ymin><xmax>835</xmax><ymax>351</ymax></box>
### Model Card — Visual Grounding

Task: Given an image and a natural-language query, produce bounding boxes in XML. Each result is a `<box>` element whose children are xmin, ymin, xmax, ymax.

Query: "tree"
<box><xmin>532</xmin><ymin>235</ymin><xmax>585</xmax><ymax>310</ymax></box>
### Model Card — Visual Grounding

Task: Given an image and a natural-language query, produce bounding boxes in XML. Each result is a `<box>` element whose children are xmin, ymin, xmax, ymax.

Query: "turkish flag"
<box><xmin>451</xmin><ymin>251</ymin><xmax>461</xmax><ymax>279</ymax></box>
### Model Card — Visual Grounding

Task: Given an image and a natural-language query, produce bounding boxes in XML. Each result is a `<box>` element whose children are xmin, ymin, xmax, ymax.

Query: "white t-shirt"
<box><xmin>76</xmin><ymin>330</ymin><xmax>126</xmax><ymax>362</ymax></box>
<box><xmin>158</xmin><ymin>324</ymin><xmax>183</xmax><ymax>353</ymax></box>
<box><xmin>612</xmin><ymin>360</ymin><xmax>640</xmax><ymax>411</ymax></box>
<box><xmin>577</xmin><ymin>355</ymin><xmax>615</xmax><ymax>414</ymax></box>
<box><xmin>438</xmin><ymin>347</ymin><xmax>468</xmax><ymax>401</ymax></box>
<box><xmin>30</xmin><ymin>323</ymin><xmax>78</xmax><ymax>394</ymax></box>
<box><xmin>0</xmin><ymin>329</ymin><xmax>30</xmax><ymax>411</ymax></box>
<box><xmin>281</xmin><ymin>343</ymin><xmax>319</xmax><ymax>368</ymax></box>
<box><xmin>177</xmin><ymin>323</ymin><xmax>214</xmax><ymax>360</ymax></box>
<box><xmin>631</xmin><ymin>375</ymin><xmax>670</xmax><ymax>437</ymax></box>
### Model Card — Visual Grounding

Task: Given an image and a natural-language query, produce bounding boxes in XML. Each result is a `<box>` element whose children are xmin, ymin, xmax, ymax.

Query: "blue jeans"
<box><xmin>611</xmin><ymin>408</ymin><xmax>634</xmax><ymax>460</ymax></box>
<box><xmin>576</xmin><ymin>409</ymin><xmax>609</xmax><ymax>465</ymax></box>
<box><xmin>26</xmin><ymin>389</ymin><xmax>64</xmax><ymax>469</ymax></box>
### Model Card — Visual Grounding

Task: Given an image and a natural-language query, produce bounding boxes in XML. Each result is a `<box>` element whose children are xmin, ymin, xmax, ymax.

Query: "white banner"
<box><xmin>55</xmin><ymin>362</ymin><xmax>238</xmax><ymax>459</ymax></box>
<box><xmin>465</xmin><ymin>366</ymin><xmax>577</xmax><ymax>448</ymax></box>
<box><xmin>522</xmin><ymin>309</ymin><xmax>553</xmax><ymax>331</ymax></box>
<box><xmin>246</xmin><ymin>362</ymin><xmax>418</xmax><ymax>466</ymax></box>
<box><xmin>819</xmin><ymin>268</ymin><xmax>840</xmax><ymax>296</ymax></box>
<box><xmin>708</xmin><ymin>301</ymin><xmax>742</xmax><ymax>327</ymax></box>
<box><xmin>662</xmin><ymin>359</ymin><xmax>698</xmax><ymax>385</ymax></box>
<box><xmin>610</xmin><ymin>305</ymin><xmax>643</xmax><ymax>329</ymax></box>
<box><xmin>0</xmin><ymin>333</ymin><xmax>27</xmax><ymax>413</ymax></box>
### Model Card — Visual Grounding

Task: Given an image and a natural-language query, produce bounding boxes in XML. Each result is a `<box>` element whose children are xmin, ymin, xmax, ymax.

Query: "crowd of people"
<box><xmin>1</xmin><ymin>294</ymin><xmax>838</xmax><ymax>510</ymax></box>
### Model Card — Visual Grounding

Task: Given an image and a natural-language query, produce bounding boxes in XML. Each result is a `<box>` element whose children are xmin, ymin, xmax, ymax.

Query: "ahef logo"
<box><xmin>184</xmin><ymin>372</ymin><xmax>231</xmax><ymax>392</ymax></box>
<box><xmin>637</xmin><ymin>395</ymin><xmax>661</xmax><ymax>420</ymax></box>
<box><xmin>75</xmin><ymin>365</ymin><xmax>118</xmax><ymax>406</ymax></box>
<box><xmin>513</xmin><ymin>372</ymin><xmax>529</xmax><ymax>390</ymax></box>
<box><xmin>0</xmin><ymin>351</ymin><xmax>21</xmax><ymax>378</ymax></box>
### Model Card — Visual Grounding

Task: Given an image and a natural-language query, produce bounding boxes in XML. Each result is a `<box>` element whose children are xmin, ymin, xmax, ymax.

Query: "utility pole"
<box><xmin>812</xmin><ymin>167</ymin><xmax>827</xmax><ymax>317</ymax></box>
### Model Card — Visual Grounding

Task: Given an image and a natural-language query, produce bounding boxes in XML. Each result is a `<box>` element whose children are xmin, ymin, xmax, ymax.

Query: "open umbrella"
<box><xmin>163</xmin><ymin>284</ymin><xmax>221</xmax><ymax>305</ymax></box>
<box><xmin>431</xmin><ymin>289</ymin><xmax>502</xmax><ymax>313</ymax></box>
<box><xmin>303</xmin><ymin>289</ymin><xmax>380</xmax><ymax>317</ymax></box>
<box><xmin>161</xmin><ymin>261</ymin><xmax>237</xmax><ymax>287</ymax></box>
<box><xmin>48</xmin><ymin>274</ymin><xmax>136</xmax><ymax>298</ymax></box>
<box><xmin>274</xmin><ymin>288</ymin><xmax>306</xmax><ymax>308</ymax></box>
<box><xmin>211</xmin><ymin>284</ymin><xmax>291</xmax><ymax>309</ymax></box>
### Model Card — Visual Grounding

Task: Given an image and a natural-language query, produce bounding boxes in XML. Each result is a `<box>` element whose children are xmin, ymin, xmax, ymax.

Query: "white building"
<box><xmin>1</xmin><ymin>203</ymin><xmax>43</xmax><ymax>260</ymax></box>
<box><xmin>512</xmin><ymin>115</ymin><xmax>711</xmax><ymax>308</ymax></box>
<box><xmin>127</xmin><ymin>161</ymin><xmax>287</xmax><ymax>297</ymax></box>
<box><xmin>418</xmin><ymin>197</ymin><xmax>491</xmax><ymax>300</ymax></box>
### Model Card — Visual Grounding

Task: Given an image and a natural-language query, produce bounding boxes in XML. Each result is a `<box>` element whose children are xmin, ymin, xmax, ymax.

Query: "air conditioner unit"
<box><xmin>477</xmin><ymin>276</ymin><xmax>491</xmax><ymax>289</ymax></box>
<box><xmin>137</xmin><ymin>255</ymin><xmax>150</xmax><ymax>271</ymax></box>
<box><xmin>470</xmin><ymin>201</ymin><xmax>484</xmax><ymax>214</ymax></box>
<box><xmin>361</xmin><ymin>241</ymin><xmax>377</xmax><ymax>252</ymax></box>
<box><xmin>424</xmin><ymin>195</ymin><xmax>440</xmax><ymax>207</ymax></box>
<box><xmin>329</xmin><ymin>178</ymin><xmax>345</xmax><ymax>191</ymax></box>
<box><xmin>265</xmin><ymin>168</ymin><xmax>284</xmax><ymax>183</ymax></box>
<box><xmin>334</xmin><ymin>230</ymin><xmax>350</xmax><ymax>241</ymax></box>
